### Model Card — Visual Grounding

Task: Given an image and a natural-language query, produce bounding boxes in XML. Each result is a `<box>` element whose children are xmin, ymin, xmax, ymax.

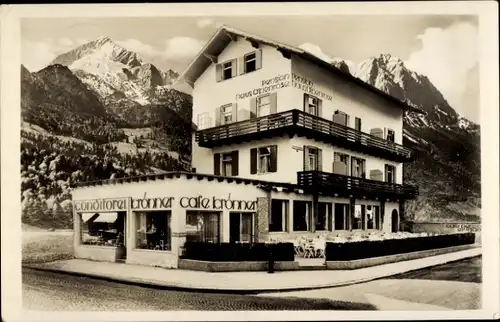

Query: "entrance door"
<box><xmin>229</xmin><ymin>213</ymin><xmax>241</xmax><ymax>243</ymax></box>
<box><xmin>391</xmin><ymin>209</ymin><xmax>399</xmax><ymax>233</ymax></box>
<box><xmin>116</xmin><ymin>211</ymin><xmax>127</xmax><ymax>260</ymax></box>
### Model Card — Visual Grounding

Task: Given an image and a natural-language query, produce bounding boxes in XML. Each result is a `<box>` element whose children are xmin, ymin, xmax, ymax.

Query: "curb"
<box><xmin>22</xmin><ymin>251</ymin><xmax>481</xmax><ymax>295</ymax></box>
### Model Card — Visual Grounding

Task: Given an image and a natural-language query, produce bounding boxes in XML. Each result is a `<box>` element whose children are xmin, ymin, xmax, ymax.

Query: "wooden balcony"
<box><xmin>297</xmin><ymin>171</ymin><xmax>419</xmax><ymax>200</ymax></box>
<box><xmin>195</xmin><ymin>109</ymin><xmax>416</xmax><ymax>163</ymax></box>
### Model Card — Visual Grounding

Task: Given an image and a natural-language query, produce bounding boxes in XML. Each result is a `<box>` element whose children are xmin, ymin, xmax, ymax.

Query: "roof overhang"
<box><xmin>174</xmin><ymin>25</ymin><xmax>425</xmax><ymax>115</ymax></box>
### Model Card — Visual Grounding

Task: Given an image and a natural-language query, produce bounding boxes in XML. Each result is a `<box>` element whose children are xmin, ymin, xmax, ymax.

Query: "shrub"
<box><xmin>182</xmin><ymin>242</ymin><xmax>295</xmax><ymax>262</ymax></box>
<box><xmin>325</xmin><ymin>233</ymin><xmax>475</xmax><ymax>261</ymax></box>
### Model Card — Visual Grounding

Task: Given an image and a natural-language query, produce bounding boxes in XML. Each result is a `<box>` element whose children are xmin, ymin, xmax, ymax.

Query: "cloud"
<box><xmin>163</xmin><ymin>37</ymin><xmax>204</xmax><ymax>61</ymax></box>
<box><xmin>196</xmin><ymin>18</ymin><xmax>223</xmax><ymax>29</ymax></box>
<box><xmin>22</xmin><ymin>38</ymin><xmax>77</xmax><ymax>72</ymax></box>
<box><xmin>115</xmin><ymin>38</ymin><xmax>158</xmax><ymax>58</ymax></box>
<box><xmin>405</xmin><ymin>22</ymin><xmax>478</xmax><ymax>116</ymax></box>
<box><xmin>196</xmin><ymin>19</ymin><xmax>214</xmax><ymax>29</ymax></box>
<box><xmin>299</xmin><ymin>43</ymin><xmax>333</xmax><ymax>62</ymax></box>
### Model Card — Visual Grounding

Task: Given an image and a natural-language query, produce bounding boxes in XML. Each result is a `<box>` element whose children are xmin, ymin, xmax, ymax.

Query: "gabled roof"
<box><xmin>175</xmin><ymin>25</ymin><xmax>424</xmax><ymax>114</ymax></box>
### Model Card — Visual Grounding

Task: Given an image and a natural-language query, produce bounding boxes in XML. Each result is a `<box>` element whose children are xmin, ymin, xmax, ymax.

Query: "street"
<box><xmin>22</xmin><ymin>268</ymin><xmax>375</xmax><ymax>311</ymax></box>
<box><xmin>22</xmin><ymin>257</ymin><xmax>481</xmax><ymax>311</ymax></box>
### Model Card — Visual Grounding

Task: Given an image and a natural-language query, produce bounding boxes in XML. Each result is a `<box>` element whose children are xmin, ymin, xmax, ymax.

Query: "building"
<box><xmin>71</xmin><ymin>25</ymin><xmax>420</xmax><ymax>268</ymax></box>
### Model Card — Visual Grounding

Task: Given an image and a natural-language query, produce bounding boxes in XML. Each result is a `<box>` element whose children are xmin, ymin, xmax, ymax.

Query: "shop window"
<box><xmin>351</xmin><ymin>205</ymin><xmax>365</xmax><ymax>230</ymax></box>
<box><xmin>316</xmin><ymin>202</ymin><xmax>332</xmax><ymax>231</ymax></box>
<box><xmin>269</xmin><ymin>199</ymin><xmax>288</xmax><ymax>232</ymax></box>
<box><xmin>186</xmin><ymin>211</ymin><xmax>221</xmax><ymax>243</ymax></box>
<box><xmin>135</xmin><ymin>211</ymin><xmax>171</xmax><ymax>251</ymax></box>
<box><xmin>293</xmin><ymin>200</ymin><xmax>312</xmax><ymax>232</ymax></box>
<box><xmin>80</xmin><ymin>212</ymin><xmax>125</xmax><ymax>247</ymax></box>
<box><xmin>334</xmin><ymin>203</ymin><xmax>348</xmax><ymax>230</ymax></box>
<box><xmin>366</xmin><ymin>205</ymin><xmax>381</xmax><ymax>230</ymax></box>
<box><xmin>230</xmin><ymin>212</ymin><xmax>254</xmax><ymax>243</ymax></box>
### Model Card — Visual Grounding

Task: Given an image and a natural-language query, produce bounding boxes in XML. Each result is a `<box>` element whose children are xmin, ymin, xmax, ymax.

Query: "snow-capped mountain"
<box><xmin>50</xmin><ymin>36</ymin><xmax>181</xmax><ymax>110</ymax></box>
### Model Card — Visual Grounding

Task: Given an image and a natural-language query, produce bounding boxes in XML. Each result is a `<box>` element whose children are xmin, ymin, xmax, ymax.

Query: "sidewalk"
<box><xmin>23</xmin><ymin>247</ymin><xmax>481</xmax><ymax>294</ymax></box>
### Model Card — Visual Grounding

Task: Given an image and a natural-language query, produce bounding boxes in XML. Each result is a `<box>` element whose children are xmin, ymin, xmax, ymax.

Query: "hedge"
<box><xmin>182</xmin><ymin>242</ymin><xmax>295</xmax><ymax>262</ymax></box>
<box><xmin>325</xmin><ymin>233</ymin><xmax>475</xmax><ymax>261</ymax></box>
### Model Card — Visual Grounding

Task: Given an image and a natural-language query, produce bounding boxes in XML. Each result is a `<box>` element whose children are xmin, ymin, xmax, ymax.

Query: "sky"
<box><xmin>21</xmin><ymin>15</ymin><xmax>479</xmax><ymax>123</ymax></box>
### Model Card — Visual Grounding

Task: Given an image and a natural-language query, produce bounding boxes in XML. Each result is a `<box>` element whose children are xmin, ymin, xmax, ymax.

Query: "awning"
<box><xmin>82</xmin><ymin>212</ymin><xmax>118</xmax><ymax>223</ymax></box>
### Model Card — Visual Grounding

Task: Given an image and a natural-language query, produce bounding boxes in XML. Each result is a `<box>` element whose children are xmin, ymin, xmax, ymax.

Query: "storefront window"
<box><xmin>334</xmin><ymin>203</ymin><xmax>348</xmax><ymax>230</ymax></box>
<box><xmin>80</xmin><ymin>212</ymin><xmax>125</xmax><ymax>247</ymax></box>
<box><xmin>351</xmin><ymin>205</ymin><xmax>364</xmax><ymax>230</ymax></box>
<box><xmin>269</xmin><ymin>199</ymin><xmax>288</xmax><ymax>232</ymax></box>
<box><xmin>186</xmin><ymin>211</ymin><xmax>221</xmax><ymax>243</ymax></box>
<box><xmin>135</xmin><ymin>211</ymin><xmax>171</xmax><ymax>251</ymax></box>
<box><xmin>316</xmin><ymin>202</ymin><xmax>332</xmax><ymax>231</ymax></box>
<box><xmin>293</xmin><ymin>201</ymin><xmax>312</xmax><ymax>231</ymax></box>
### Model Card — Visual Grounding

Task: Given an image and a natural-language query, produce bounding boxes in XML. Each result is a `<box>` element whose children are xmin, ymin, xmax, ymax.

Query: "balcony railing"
<box><xmin>297</xmin><ymin>171</ymin><xmax>419</xmax><ymax>200</ymax></box>
<box><xmin>195</xmin><ymin>109</ymin><xmax>416</xmax><ymax>162</ymax></box>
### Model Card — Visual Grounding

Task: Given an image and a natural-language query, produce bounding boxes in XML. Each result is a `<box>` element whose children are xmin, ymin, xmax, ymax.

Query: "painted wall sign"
<box><xmin>292</xmin><ymin>145</ymin><xmax>304</xmax><ymax>151</ymax></box>
<box><xmin>291</xmin><ymin>73</ymin><xmax>333</xmax><ymax>101</ymax></box>
<box><xmin>73</xmin><ymin>198</ymin><xmax>127</xmax><ymax>212</ymax></box>
<box><xmin>131</xmin><ymin>196</ymin><xmax>175</xmax><ymax>211</ymax></box>
<box><xmin>235</xmin><ymin>74</ymin><xmax>291</xmax><ymax>100</ymax></box>
<box><xmin>180</xmin><ymin>194</ymin><xmax>257</xmax><ymax>211</ymax></box>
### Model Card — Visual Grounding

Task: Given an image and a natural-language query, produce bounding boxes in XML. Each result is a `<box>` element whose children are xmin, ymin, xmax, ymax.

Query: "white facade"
<box><xmin>191</xmin><ymin>34</ymin><xmax>405</xmax><ymax>184</ymax></box>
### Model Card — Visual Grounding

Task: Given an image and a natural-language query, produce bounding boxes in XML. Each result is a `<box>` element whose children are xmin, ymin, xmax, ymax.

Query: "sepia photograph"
<box><xmin>1</xmin><ymin>2</ymin><xmax>499</xmax><ymax>321</ymax></box>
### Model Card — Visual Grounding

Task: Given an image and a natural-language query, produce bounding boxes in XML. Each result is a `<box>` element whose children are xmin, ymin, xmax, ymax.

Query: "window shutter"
<box><xmin>346</xmin><ymin>114</ymin><xmax>350</xmax><ymax>127</ymax></box>
<box><xmin>231</xmin><ymin>151</ymin><xmax>239</xmax><ymax>176</ymax></box>
<box><xmin>214</xmin><ymin>107</ymin><xmax>221</xmax><ymax>126</ymax></box>
<box><xmin>270</xmin><ymin>145</ymin><xmax>278</xmax><ymax>172</ymax></box>
<box><xmin>231</xmin><ymin>103</ymin><xmax>238</xmax><ymax>122</ymax></box>
<box><xmin>250</xmin><ymin>148</ymin><xmax>258</xmax><ymax>174</ymax></box>
<box><xmin>238</xmin><ymin>57</ymin><xmax>245</xmax><ymax>75</ymax></box>
<box><xmin>303</xmin><ymin>93</ymin><xmax>308</xmax><ymax>112</ymax></box>
<box><xmin>216</xmin><ymin>64</ymin><xmax>222</xmax><ymax>82</ymax></box>
<box><xmin>270</xmin><ymin>92</ymin><xmax>277</xmax><ymax>114</ymax></box>
<box><xmin>231</xmin><ymin>59</ymin><xmax>237</xmax><ymax>78</ymax></box>
<box><xmin>334</xmin><ymin>152</ymin><xmax>340</xmax><ymax>162</ymax></box>
<box><xmin>255</xmin><ymin>49</ymin><xmax>262</xmax><ymax>70</ymax></box>
<box><xmin>384</xmin><ymin>127</ymin><xmax>388</xmax><ymax>140</ymax></box>
<box><xmin>250</xmin><ymin>98</ymin><xmax>257</xmax><ymax>118</ymax></box>
<box><xmin>303</xmin><ymin>146</ymin><xmax>309</xmax><ymax>171</ymax></box>
<box><xmin>317</xmin><ymin>148</ymin><xmax>323</xmax><ymax>171</ymax></box>
<box><xmin>213</xmin><ymin>153</ymin><xmax>221</xmax><ymax>175</ymax></box>
<box><xmin>361</xmin><ymin>205</ymin><xmax>366</xmax><ymax>230</ymax></box>
<box><xmin>317</xmin><ymin>99</ymin><xmax>323</xmax><ymax>118</ymax></box>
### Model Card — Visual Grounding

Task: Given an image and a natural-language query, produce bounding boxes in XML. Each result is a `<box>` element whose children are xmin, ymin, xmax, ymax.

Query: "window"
<box><xmin>365</xmin><ymin>205</ymin><xmax>381</xmax><ymax>230</ymax></box>
<box><xmin>351</xmin><ymin>205</ymin><xmax>365</xmax><ymax>230</ymax></box>
<box><xmin>316</xmin><ymin>202</ymin><xmax>332</xmax><ymax>231</ymax></box>
<box><xmin>334</xmin><ymin>203</ymin><xmax>348</xmax><ymax>230</ymax></box>
<box><xmin>333</xmin><ymin>110</ymin><xmax>349</xmax><ymax>126</ymax></box>
<box><xmin>221</xmin><ymin>104</ymin><xmax>233</xmax><ymax>125</ymax></box>
<box><xmin>304</xmin><ymin>146</ymin><xmax>322</xmax><ymax>171</ymax></box>
<box><xmin>135</xmin><ymin>211</ymin><xmax>171</xmax><ymax>251</ymax></box>
<box><xmin>269</xmin><ymin>199</ymin><xmax>288</xmax><ymax>232</ymax></box>
<box><xmin>256</xmin><ymin>94</ymin><xmax>271</xmax><ymax>117</ymax></box>
<box><xmin>386</xmin><ymin>129</ymin><xmax>395</xmax><ymax>142</ymax></box>
<box><xmin>230</xmin><ymin>212</ymin><xmax>254</xmax><ymax>243</ymax></box>
<box><xmin>197</xmin><ymin>113</ymin><xmax>211</xmax><ymax>130</ymax></box>
<box><xmin>251</xmin><ymin>145</ymin><xmax>277</xmax><ymax>174</ymax></box>
<box><xmin>293</xmin><ymin>201</ymin><xmax>312</xmax><ymax>232</ymax></box>
<box><xmin>186</xmin><ymin>211</ymin><xmax>221</xmax><ymax>243</ymax></box>
<box><xmin>304</xmin><ymin>94</ymin><xmax>321</xmax><ymax>116</ymax></box>
<box><xmin>385</xmin><ymin>164</ymin><xmax>396</xmax><ymax>183</ymax></box>
<box><xmin>333</xmin><ymin>152</ymin><xmax>349</xmax><ymax>176</ymax></box>
<box><xmin>214</xmin><ymin>151</ymin><xmax>239</xmax><ymax>176</ymax></box>
<box><xmin>244</xmin><ymin>52</ymin><xmax>257</xmax><ymax>73</ymax></box>
<box><xmin>80</xmin><ymin>212</ymin><xmax>125</xmax><ymax>247</ymax></box>
<box><xmin>222</xmin><ymin>153</ymin><xmax>233</xmax><ymax>176</ymax></box>
<box><xmin>351</xmin><ymin>157</ymin><xmax>366</xmax><ymax>178</ymax></box>
<box><xmin>222</xmin><ymin>61</ymin><xmax>234</xmax><ymax>80</ymax></box>
<box><xmin>355</xmin><ymin>117</ymin><xmax>362</xmax><ymax>131</ymax></box>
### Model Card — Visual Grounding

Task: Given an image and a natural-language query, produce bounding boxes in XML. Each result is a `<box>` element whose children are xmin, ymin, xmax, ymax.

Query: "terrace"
<box><xmin>195</xmin><ymin>109</ymin><xmax>416</xmax><ymax>163</ymax></box>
